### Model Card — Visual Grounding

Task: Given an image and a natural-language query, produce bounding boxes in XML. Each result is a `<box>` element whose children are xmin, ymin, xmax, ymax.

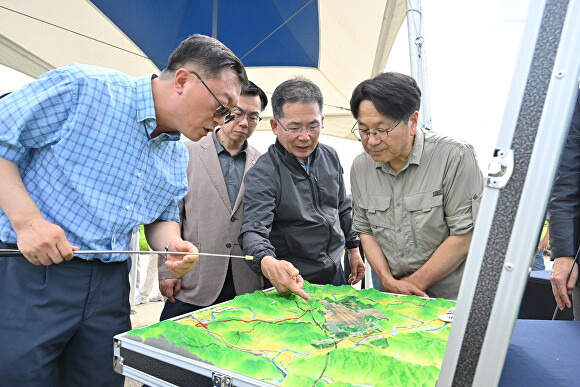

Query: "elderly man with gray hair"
<box><xmin>239</xmin><ymin>77</ymin><xmax>364</xmax><ymax>300</ymax></box>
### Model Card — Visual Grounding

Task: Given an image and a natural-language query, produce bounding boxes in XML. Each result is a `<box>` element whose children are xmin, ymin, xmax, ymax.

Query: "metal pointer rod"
<box><xmin>0</xmin><ymin>249</ymin><xmax>254</xmax><ymax>260</ymax></box>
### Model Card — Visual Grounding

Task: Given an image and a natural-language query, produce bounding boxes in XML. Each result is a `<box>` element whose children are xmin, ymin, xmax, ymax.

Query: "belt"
<box><xmin>72</xmin><ymin>257</ymin><xmax>125</xmax><ymax>264</ymax></box>
<box><xmin>72</xmin><ymin>256</ymin><xmax>98</xmax><ymax>263</ymax></box>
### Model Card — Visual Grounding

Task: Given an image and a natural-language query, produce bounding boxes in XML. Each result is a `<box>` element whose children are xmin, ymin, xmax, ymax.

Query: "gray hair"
<box><xmin>271</xmin><ymin>77</ymin><xmax>323</xmax><ymax>119</ymax></box>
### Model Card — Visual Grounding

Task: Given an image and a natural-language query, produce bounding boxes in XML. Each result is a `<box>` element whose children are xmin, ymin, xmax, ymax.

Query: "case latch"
<box><xmin>113</xmin><ymin>340</ymin><xmax>124</xmax><ymax>374</ymax></box>
<box><xmin>212</xmin><ymin>372</ymin><xmax>232</xmax><ymax>387</ymax></box>
<box><xmin>485</xmin><ymin>149</ymin><xmax>514</xmax><ymax>189</ymax></box>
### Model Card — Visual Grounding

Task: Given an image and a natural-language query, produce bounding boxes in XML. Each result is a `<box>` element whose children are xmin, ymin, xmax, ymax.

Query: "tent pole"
<box><xmin>212</xmin><ymin>0</ymin><xmax>218</xmax><ymax>38</ymax></box>
<box><xmin>406</xmin><ymin>0</ymin><xmax>432</xmax><ymax>129</ymax></box>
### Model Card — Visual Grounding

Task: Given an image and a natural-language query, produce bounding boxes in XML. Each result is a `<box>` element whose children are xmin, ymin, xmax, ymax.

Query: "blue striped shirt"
<box><xmin>0</xmin><ymin>64</ymin><xmax>189</xmax><ymax>262</ymax></box>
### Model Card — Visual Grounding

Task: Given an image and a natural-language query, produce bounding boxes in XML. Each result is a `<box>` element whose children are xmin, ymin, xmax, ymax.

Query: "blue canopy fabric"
<box><xmin>91</xmin><ymin>0</ymin><xmax>320</xmax><ymax>69</ymax></box>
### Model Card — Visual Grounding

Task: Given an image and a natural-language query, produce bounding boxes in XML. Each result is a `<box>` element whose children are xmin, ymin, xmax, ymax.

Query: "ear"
<box><xmin>174</xmin><ymin>68</ymin><xmax>191</xmax><ymax>95</ymax></box>
<box><xmin>270</xmin><ymin>118</ymin><xmax>279</xmax><ymax>135</ymax></box>
<box><xmin>408</xmin><ymin>111</ymin><xmax>419</xmax><ymax>136</ymax></box>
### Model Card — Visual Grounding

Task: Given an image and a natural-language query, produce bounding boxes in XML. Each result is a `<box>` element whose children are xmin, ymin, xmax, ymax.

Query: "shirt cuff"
<box><xmin>446</xmin><ymin>213</ymin><xmax>474</xmax><ymax>235</ymax></box>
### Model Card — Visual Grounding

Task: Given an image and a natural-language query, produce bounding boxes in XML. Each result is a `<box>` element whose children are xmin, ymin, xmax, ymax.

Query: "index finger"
<box><xmin>410</xmin><ymin>286</ymin><xmax>428</xmax><ymax>298</ymax></box>
<box><xmin>56</xmin><ymin>240</ymin><xmax>75</xmax><ymax>261</ymax></box>
<box><xmin>292</xmin><ymin>287</ymin><xmax>311</xmax><ymax>301</ymax></box>
<box><xmin>551</xmin><ymin>280</ymin><xmax>567</xmax><ymax>310</ymax></box>
<box><xmin>553</xmin><ymin>275</ymin><xmax>571</xmax><ymax>309</ymax></box>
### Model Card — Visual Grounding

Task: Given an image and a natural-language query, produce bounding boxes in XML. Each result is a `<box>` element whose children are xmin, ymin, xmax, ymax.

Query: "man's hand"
<box><xmin>381</xmin><ymin>276</ymin><xmax>428</xmax><ymax>297</ymax></box>
<box><xmin>159</xmin><ymin>278</ymin><xmax>181</xmax><ymax>303</ymax></box>
<box><xmin>15</xmin><ymin>217</ymin><xmax>78</xmax><ymax>265</ymax></box>
<box><xmin>261</xmin><ymin>256</ymin><xmax>311</xmax><ymax>301</ymax></box>
<box><xmin>550</xmin><ymin>257</ymin><xmax>578</xmax><ymax>310</ymax></box>
<box><xmin>165</xmin><ymin>239</ymin><xmax>199</xmax><ymax>276</ymax></box>
<box><xmin>347</xmin><ymin>248</ymin><xmax>365</xmax><ymax>285</ymax></box>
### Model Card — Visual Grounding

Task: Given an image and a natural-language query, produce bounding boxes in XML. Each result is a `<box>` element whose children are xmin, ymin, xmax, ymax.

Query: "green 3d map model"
<box><xmin>128</xmin><ymin>282</ymin><xmax>455</xmax><ymax>386</ymax></box>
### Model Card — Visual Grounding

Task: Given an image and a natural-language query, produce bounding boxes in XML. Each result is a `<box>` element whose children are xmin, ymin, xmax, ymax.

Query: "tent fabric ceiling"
<box><xmin>0</xmin><ymin>0</ymin><xmax>406</xmax><ymax>140</ymax></box>
<box><xmin>91</xmin><ymin>0</ymin><xmax>320</xmax><ymax>69</ymax></box>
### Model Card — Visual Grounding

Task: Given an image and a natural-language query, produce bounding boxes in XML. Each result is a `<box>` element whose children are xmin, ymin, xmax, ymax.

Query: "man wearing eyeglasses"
<box><xmin>239</xmin><ymin>77</ymin><xmax>365</xmax><ymax>300</ymax></box>
<box><xmin>0</xmin><ymin>35</ymin><xmax>246</xmax><ymax>386</ymax></box>
<box><xmin>157</xmin><ymin>81</ymin><xmax>267</xmax><ymax>320</ymax></box>
<box><xmin>349</xmin><ymin>72</ymin><xmax>483</xmax><ymax>300</ymax></box>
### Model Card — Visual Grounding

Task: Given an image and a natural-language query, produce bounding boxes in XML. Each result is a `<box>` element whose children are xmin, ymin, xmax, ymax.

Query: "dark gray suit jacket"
<box><xmin>549</xmin><ymin>95</ymin><xmax>580</xmax><ymax>261</ymax></box>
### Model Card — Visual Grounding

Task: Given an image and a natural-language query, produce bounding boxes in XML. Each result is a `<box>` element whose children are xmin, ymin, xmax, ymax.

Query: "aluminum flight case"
<box><xmin>113</xmin><ymin>302</ymin><xmax>273</xmax><ymax>387</ymax></box>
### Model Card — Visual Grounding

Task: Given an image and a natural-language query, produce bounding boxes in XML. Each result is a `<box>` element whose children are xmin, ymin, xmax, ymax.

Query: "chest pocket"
<box><xmin>403</xmin><ymin>190</ymin><xmax>445</xmax><ymax>249</ymax></box>
<box><xmin>364</xmin><ymin>195</ymin><xmax>391</xmax><ymax>229</ymax></box>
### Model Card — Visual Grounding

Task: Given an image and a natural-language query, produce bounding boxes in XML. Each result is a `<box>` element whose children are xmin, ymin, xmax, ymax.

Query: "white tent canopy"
<box><xmin>0</xmin><ymin>0</ymin><xmax>408</xmax><ymax>140</ymax></box>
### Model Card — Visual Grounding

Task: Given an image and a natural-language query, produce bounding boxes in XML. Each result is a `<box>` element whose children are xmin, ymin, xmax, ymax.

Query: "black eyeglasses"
<box><xmin>351</xmin><ymin>119</ymin><xmax>402</xmax><ymax>141</ymax></box>
<box><xmin>275</xmin><ymin>117</ymin><xmax>322</xmax><ymax>134</ymax></box>
<box><xmin>190</xmin><ymin>71</ymin><xmax>235</xmax><ymax>124</ymax></box>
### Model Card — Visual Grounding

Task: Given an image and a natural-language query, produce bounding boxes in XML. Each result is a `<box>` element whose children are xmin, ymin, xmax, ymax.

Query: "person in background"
<box><xmin>158</xmin><ymin>81</ymin><xmax>267</xmax><ymax>320</ymax></box>
<box><xmin>135</xmin><ymin>225</ymin><xmax>163</xmax><ymax>305</ymax></box>
<box><xmin>239</xmin><ymin>77</ymin><xmax>365</xmax><ymax>300</ymax></box>
<box><xmin>532</xmin><ymin>220</ymin><xmax>549</xmax><ymax>271</ymax></box>
<box><xmin>0</xmin><ymin>34</ymin><xmax>247</xmax><ymax>386</ymax></box>
<box><xmin>349</xmin><ymin>72</ymin><xmax>483</xmax><ymax>300</ymax></box>
<box><xmin>549</xmin><ymin>94</ymin><xmax>579</xmax><ymax>320</ymax></box>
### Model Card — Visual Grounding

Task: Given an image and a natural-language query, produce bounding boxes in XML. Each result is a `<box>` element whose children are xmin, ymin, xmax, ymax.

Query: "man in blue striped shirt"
<box><xmin>0</xmin><ymin>34</ymin><xmax>247</xmax><ymax>386</ymax></box>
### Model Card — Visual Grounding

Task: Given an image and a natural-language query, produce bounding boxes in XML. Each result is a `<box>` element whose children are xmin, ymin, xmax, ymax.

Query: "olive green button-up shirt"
<box><xmin>351</xmin><ymin>128</ymin><xmax>483</xmax><ymax>299</ymax></box>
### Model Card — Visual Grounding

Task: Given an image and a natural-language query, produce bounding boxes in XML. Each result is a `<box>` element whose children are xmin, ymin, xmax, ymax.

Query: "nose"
<box><xmin>297</xmin><ymin>129</ymin><xmax>311</xmax><ymax>141</ymax></box>
<box><xmin>366</xmin><ymin>132</ymin><xmax>382</xmax><ymax>146</ymax></box>
<box><xmin>238</xmin><ymin>115</ymin><xmax>249</xmax><ymax>127</ymax></box>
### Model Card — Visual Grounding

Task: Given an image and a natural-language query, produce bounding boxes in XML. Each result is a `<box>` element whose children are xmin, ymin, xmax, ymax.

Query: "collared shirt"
<box><xmin>298</xmin><ymin>154</ymin><xmax>312</xmax><ymax>175</ymax></box>
<box><xmin>351</xmin><ymin>128</ymin><xmax>483</xmax><ymax>299</ymax></box>
<box><xmin>212</xmin><ymin>129</ymin><xmax>247</xmax><ymax>207</ymax></box>
<box><xmin>0</xmin><ymin>64</ymin><xmax>188</xmax><ymax>262</ymax></box>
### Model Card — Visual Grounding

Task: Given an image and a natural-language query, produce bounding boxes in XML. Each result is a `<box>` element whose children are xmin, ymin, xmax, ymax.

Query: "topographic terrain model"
<box><xmin>127</xmin><ymin>282</ymin><xmax>455</xmax><ymax>386</ymax></box>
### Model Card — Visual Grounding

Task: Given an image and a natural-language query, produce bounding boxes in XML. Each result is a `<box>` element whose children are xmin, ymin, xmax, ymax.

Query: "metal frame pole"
<box><xmin>129</xmin><ymin>228</ymin><xmax>139</xmax><ymax>314</ymax></box>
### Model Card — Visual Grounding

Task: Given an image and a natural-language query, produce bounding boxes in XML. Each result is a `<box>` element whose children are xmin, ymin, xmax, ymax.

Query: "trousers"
<box><xmin>0</xmin><ymin>242</ymin><xmax>130</xmax><ymax>387</ymax></box>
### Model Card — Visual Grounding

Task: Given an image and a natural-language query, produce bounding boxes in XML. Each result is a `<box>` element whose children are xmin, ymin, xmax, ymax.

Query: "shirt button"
<box><xmin>226</xmin><ymin>243</ymin><xmax>232</xmax><ymax>248</ymax></box>
<box><xmin>397</xmin><ymin>228</ymin><xmax>402</xmax><ymax>233</ymax></box>
<box><xmin>136</xmin><ymin>172</ymin><xmax>142</xmax><ymax>178</ymax></box>
<box><xmin>396</xmin><ymin>176</ymin><xmax>400</xmax><ymax>181</ymax></box>
<box><xmin>396</xmin><ymin>202</ymin><xmax>401</xmax><ymax>207</ymax></box>
<box><xmin>148</xmin><ymin>121</ymin><xmax>155</xmax><ymax>127</ymax></box>
<box><xmin>473</xmin><ymin>194</ymin><xmax>479</xmax><ymax>199</ymax></box>
<box><xmin>112</xmin><ymin>237</ymin><xmax>116</xmax><ymax>243</ymax></box>
<box><xmin>230</xmin><ymin>216</ymin><xmax>236</xmax><ymax>222</ymax></box>
<box><xmin>400</xmin><ymin>253</ymin><xmax>405</xmax><ymax>257</ymax></box>
<box><xmin>125</xmin><ymin>205</ymin><xmax>132</xmax><ymax>211</ymax></box>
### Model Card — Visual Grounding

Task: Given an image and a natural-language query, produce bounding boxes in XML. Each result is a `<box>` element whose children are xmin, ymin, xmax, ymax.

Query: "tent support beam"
<box><xmin>406</xmin><ymin>0</ymin><xmax>431</xmax><ymax>129</ymax></box>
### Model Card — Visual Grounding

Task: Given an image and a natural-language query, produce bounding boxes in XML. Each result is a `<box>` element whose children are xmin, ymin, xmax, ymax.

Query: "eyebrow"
<box><xmin>286</xmin><ymin>119</ymin><xmax>320</xmax><ymax>125</ymax></box>
<box><xmin>234</xmin><ymin>106</ymin><xmax>260</xmax><ymax>115</ymax></box>
<box><xmin>357</xmin><ymin>119</ymin><xmax>393</xmax><ymax>127</ymax></box>
<box><xmin>219</xmin><ymin>92</ymin><xmax>237</xmax><ymax>108</ymax></box>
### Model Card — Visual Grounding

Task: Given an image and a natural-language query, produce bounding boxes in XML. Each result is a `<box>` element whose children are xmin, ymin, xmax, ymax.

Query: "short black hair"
<box><xmin>243</xmin><ymin>81</ymin><xmax>268</xmax><ymax>111</ymax></box>
<box><xmin>271</xmin><ymin>77</ymin><xmax>323</xmax><ymax>119</ymax></box>
<box><xmin>350</xmin><ymin>72</ymin><xmax>421</xmax><ymax>121</ymax></box>
<box><xmin>162</xmin><ymin>34</ymin><xmax>247</xmax><ymax>85</ymax></box>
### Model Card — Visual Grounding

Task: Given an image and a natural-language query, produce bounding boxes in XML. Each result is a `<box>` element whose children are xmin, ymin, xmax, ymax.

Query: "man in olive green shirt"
<box><xmin>349</xmin><ymin>72</ymin><xmax>483</xmax><ymax>300</ymax></box>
